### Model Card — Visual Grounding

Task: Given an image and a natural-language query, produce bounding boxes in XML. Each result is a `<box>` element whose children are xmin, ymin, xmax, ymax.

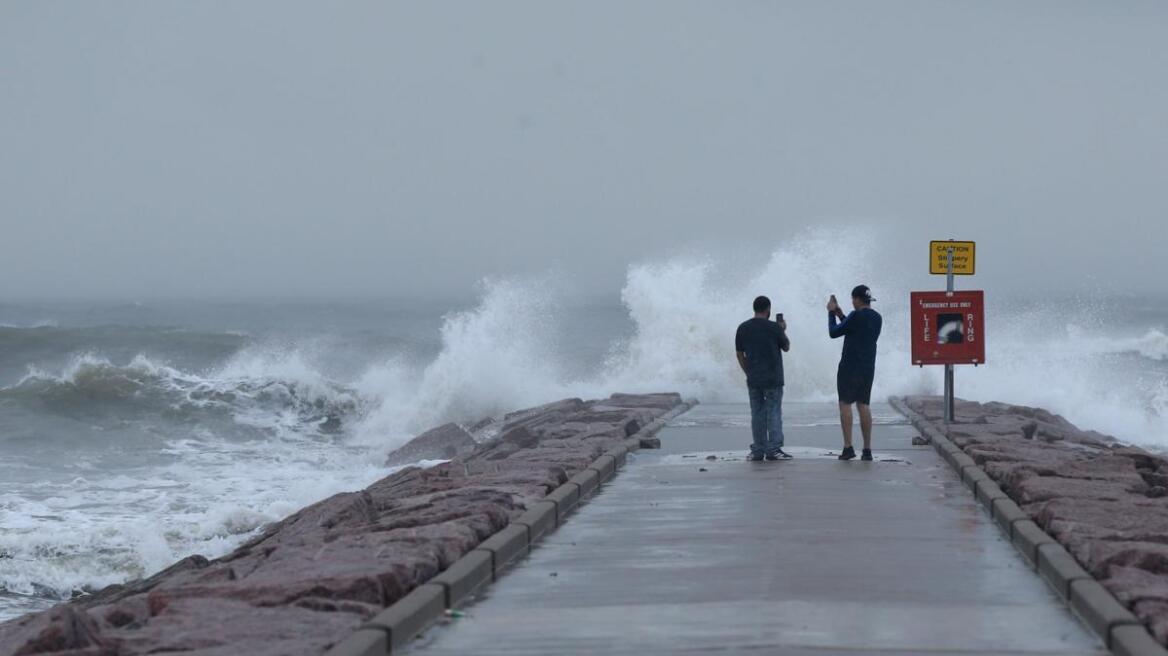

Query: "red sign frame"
<box><xmin>910</xmin><ymin>290</ymin><xmax>986</xmax><ymax>366</ymax></box>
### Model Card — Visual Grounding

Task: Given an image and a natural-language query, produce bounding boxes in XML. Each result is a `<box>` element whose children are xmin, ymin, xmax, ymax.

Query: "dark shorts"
<box><xmin>837</xmin><ymin>368</ymin><xmax>874</xmax><ymax>405</ymax></box>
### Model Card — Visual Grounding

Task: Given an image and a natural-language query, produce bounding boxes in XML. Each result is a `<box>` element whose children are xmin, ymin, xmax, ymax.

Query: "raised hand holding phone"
<box><xmin>828</xmin><ymin>295</ymin><xmax>846</xmax><ymax>319</ymax></box>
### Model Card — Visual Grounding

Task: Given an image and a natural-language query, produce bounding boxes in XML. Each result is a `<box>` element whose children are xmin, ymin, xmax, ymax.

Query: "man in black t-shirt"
<box><xmin>828</xmin><ymin>285</ymin><xmax>883</xmax><ymax>461</ymax></box>
<box><xmin>735</xmin><ymin>295</ymin><xmax>792</xmax><ymax>461</ymax></box>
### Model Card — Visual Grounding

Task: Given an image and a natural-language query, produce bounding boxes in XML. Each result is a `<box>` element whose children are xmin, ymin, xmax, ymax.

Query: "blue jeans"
<box><xmin>748</xmin><ymin>386</ymin><xmax>784</xmax><ymax>457</ymax></box>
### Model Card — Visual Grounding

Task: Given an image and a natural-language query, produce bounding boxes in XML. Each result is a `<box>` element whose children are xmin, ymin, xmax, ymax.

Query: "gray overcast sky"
<box><xmin>1</xmin><ymin>1</ymin><xmax>1165</xmax><ymax>300</ymax></box>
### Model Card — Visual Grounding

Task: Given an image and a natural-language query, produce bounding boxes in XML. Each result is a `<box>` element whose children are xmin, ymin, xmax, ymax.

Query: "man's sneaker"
<box><xmin>861</xmin><ymin>449</ymin><xmax>874</xmax><ymax>461</ymax></box>
<box><xmin>766</xmin><ymin>449</ymin><xmax>794</xmax><ymax>461</ymax></box>
<box><xmin>838</xmin><ymin>446</ymin><xmax>856</xmax><ymax>461</ymax></box>
<box><xmin>749</xmin><ymin>453</ymin><xmax>765</xmax><ymax>462</ymax></box>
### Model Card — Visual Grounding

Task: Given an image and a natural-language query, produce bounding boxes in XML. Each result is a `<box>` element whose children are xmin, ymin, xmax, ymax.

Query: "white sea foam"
<box><xmin>0</xmin><ymin>437</ymin><xmax>397</xmax><ymax>607</ymax></box>
<box><xmin>0</xmin><ymin>350</ymin><xmax>381</xmax><ymax>612</ymax></box>
<box><xmin>352</xmin><ymin>278</ymin><xmax>579</xmax><ymax>449</ymax></box>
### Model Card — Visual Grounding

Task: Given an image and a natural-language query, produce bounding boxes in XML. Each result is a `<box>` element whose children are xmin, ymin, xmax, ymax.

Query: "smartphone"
<box><xmin>776</xmin><ymin>313</ymin><xmax>784</xmax><ymax>322</ymax></box>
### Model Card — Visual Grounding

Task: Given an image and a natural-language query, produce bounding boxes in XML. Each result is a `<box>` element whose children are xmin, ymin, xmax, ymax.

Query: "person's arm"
<box><xmin>735</xmin><ymin>327</ymin><xmax>749</xmax><ymax>375</ymax></box>
<box><xmin>826</xmin><ymin>295</ymin><xmax>846</xmax><ymax>335</ymax></box>
<box><xmin>829</xmin><ymin>311</ymin><xmax>855</xmax><ymax>340</ymax></box>
<box><xmin>777</xmin><ymin>323</ymin><xmax>790</xmax><ymax>353</ymax></box>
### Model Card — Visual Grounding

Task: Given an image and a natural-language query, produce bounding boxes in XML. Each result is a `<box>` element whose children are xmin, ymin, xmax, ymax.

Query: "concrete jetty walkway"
<box><xmin>405</xmin><ymin>402</ymin><xmax>1105</xmax><ymax>655</ymax></box>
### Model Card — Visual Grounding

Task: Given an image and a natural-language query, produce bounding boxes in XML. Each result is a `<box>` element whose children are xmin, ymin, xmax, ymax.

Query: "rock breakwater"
<box><xmin>903</xmin><ymin>396</ymin><xmax>1168</xmax><ymax>645</ymax></box>
<box><xmin>0</xmin><ymin>392</ymin><xmax>688</xmax><ymax>656</ymax></box>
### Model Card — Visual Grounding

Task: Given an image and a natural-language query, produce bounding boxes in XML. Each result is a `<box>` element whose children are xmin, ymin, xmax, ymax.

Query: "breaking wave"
<box><xmin>0</xmin><ymin>350</ymin><xmax>378</xmax><ymax>613</ymax></box>
<box><xmin>1</xmin><ymin>352</ymin><xmax>362</xmax><ymax>437</ymax></box>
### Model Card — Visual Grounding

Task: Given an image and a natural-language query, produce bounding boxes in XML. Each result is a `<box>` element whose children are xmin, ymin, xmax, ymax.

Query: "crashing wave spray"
<box><xmin>598</xmin><ymin>229</ymin><xmax>1167</xmax><ymax>445</ymax></box>
<box><xmin>598</xmin><ymin>228</ymin><xmax>922</xmax><ymax>403</ymax></box>
<box><xmin>353</xmin><ymin>226</ymin><xmax>1166</xmax><ymax>448</ymax></box>
<box><xmin>353</xmin><ymin>278</ymin><xmax>580</xmax><ymax>448</ymax></box>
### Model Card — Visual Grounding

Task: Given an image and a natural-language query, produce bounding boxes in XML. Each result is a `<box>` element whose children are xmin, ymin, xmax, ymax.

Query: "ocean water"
<box><xmin>2</xmin><ymin>234</ymin><xmax>1166</xmax><ymax>621</ymax></box>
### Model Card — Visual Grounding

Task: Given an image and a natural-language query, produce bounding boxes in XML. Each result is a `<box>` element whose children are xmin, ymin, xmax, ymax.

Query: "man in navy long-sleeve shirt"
<box><xmin>828</xmin><ymin>285</ymin><xmax>882</xmax><ymax>461</ymax></box>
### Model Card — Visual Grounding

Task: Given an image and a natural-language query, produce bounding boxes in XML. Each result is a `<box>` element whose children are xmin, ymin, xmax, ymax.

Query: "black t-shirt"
<box><xmin>735</xmin><ymin>317</ymin><xmax>790</xmax><ymax>388</ymax></box>
<box><xmin>829</xmin><ymin>307</ymin><xmax>882</xmax><ymax>374</ymax></box>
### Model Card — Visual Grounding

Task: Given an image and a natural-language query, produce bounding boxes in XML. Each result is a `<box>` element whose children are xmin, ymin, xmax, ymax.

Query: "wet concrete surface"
<box><xmin>405</xmin><ymin>402</ymin><xmax>1106</xmax><ymax>655</ymax></box>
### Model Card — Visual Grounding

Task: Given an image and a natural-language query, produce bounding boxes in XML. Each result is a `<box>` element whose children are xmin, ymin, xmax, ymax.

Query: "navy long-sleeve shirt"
<box><xmin>829</xmin><ymin>308</ymin><xmax>882</xmax><ymax>374</ymax></box>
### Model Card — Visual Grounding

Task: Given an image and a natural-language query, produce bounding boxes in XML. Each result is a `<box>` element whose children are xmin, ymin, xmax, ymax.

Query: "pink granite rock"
<box><xmin>108</xmin><ymin>597</ymin><xmax>365</xmax><ymax>656</ymax></box>
<box><xmin>385</xmin><ymin>422</ymin><xmax>477</xmax><ymax>467</ymax></box>
<box><xmin>0</xmin><ymin>393</ymin><xmax>687</xmax><ymax>656</ymax></box>
<box><xmin>0</xmin><ymin>607</ymin><xmax>109</xmax><ymax>656</ymax></box>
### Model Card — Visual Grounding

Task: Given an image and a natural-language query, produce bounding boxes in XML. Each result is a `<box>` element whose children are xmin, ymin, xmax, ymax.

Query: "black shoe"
<box><xmin>749</xmin><ymin>453</ymin><xmax>765</xmax><ymax>462</ymax></box>
<box><xmin>838</xmin><ymin>446</ymin><xmax>856</xmax><ymax>461</ymax></box>
<box><xmin>766</xmin><ymin>449</ymin><xmax>793</xmax><ymax>461</ymax></box>
<box><xmin>861</xmin><ymin>449</ymin><xmax>873</xmax><ymax>461</ymax></box>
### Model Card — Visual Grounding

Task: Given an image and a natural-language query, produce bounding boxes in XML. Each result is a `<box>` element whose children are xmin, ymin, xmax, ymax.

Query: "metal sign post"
<box><xmin>944</xmin><ymin>248</ymin><xmax>955</xmax><ymax>423</ymax></box>
<box><xmin>912</xmin><ymin>238</ymin><xmax>983</xmax><ymax>427</ymax></box>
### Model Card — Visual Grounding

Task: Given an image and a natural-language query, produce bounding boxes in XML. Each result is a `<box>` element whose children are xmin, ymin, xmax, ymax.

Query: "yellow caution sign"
<box><xmin>930</xmin><ymin>240</ymin><xmax>976</xmax><ymax>275</ymax></box>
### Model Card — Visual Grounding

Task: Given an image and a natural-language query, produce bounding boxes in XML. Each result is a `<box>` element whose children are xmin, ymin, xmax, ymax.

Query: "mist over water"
<box><xmin>1</xmin><ymin>229</ymin><xmax>1165</xmax><ymax>620</ymax></box>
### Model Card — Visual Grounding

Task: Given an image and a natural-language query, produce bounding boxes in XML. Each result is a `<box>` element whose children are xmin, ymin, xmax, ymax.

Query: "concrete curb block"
<box><xmin>474</xmin><ymin>524</ymin><xmax>529</xmax><ymax>577</ymax></box>
<box><xmin>890</xmin><ymin>396</ymin><xmax>1163</xmax><ymax>654</ymax></box>
<box><xmin>941</xmin><ymin>445</ymin><xmax>963</xmax><ymax>469</ymax></box>
<box><xmin>327</xmin><ymin>628</ymin><xmax>390</xmax><ymax>656</ymax></box>
<box><xmin>925</xmin><ymin>420</ymin><xmax>953</xmax><ymax>441</ymax></box>
<box><xmin>1037</xmin><ymin>542</ymin><xmax>1091</xmax><ymax>599</ymax></box>
<box><xmin>1112</xmin><ymin>624</ymin><xmax>1168</xmax><ymax>656</ymax></box>
<box><xmin>324</xmin><ymin>400</ymin><xmax>697</xmax><ymax>655</ymax></box>
<box><xmin>1011</xmin><ymin>521</ymin><xmax>1055</xmax><ymax>569</ymax></box>
<box><xmin>952</xmin><ymin>452</ymin><xmax>977</xmax><ymax>474</ymax></box>
<box><xmin>618</xmin><ymin>402</ymin><xmax>695</xmax><ymax>454</ymax></box>
<box><xmin>974</xmin><ymin>476</ymin><xmax>1008</xmax><ymax>509</ymax></box>
<box><xmin>514</xmin><ymin>500</ymin><xmax>557</xmax><ymax>542</ymax></box>
<box><xmin>961</xmin><ymin>464</ymin><xmax>988</xmax><ymax>493</ymax></box>
<box><xmin>603</xmin><ymin>446</ymin><xmax>628</xmax><ymax>469</ymax></box>
<box><xmin>935</xmin><ymin>440</ymin><xmax>961</xmax><ymax>467</ymax></box>
<box><xmin>569</xmin><ymin>468</ymin><xmax>600</xmax><ymax>499</ymax></box>
<box><xmin>889</xmin><ymin>396</ymin><xmax>948</xmax><ymax>448</ymax></box>
<box><xmin>545</xmin><ymin>482</ymin><xmax>580</xmax><ymax>520</ymax></box>
<box><xmin>894</xmin><ymin>398</ymin><xmax>971</xmax><ymax>462</ymax></box>
<box><xmin>991</xmin><ymin>497</ymin><xmax>1028</xmax><ymax>537</ymax></box>
<box><xmin>588</xmin><ymin>454</ymin><xmax>617</xmax><ymax>481</ymax></box>
<box><xmin>430</xmin><ymin>549</ymin><xmax>493</xmax><ymax>608</ymax></box>
<box><xmin>363</xmin><ymin>584</ymin><xmax>446</xmax><ymax>650</ymax></box>
<box><xmin>1071</xmin><ymin>578</ymin><xmax>1141</xmax><ymax>648</ymax></box>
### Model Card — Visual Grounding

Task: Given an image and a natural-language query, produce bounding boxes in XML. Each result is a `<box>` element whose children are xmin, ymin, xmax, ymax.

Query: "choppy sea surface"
<box><xmin>2</xmin><ymin>238</ymin><xmax>1166</xmax><ymax>621</ymax></box>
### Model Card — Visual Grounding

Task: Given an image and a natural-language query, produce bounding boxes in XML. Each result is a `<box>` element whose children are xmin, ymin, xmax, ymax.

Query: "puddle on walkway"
<box><xmin>666</xmin><ymin>448</ymin><xmax>911</xmax><ymax>465</ymax></box>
